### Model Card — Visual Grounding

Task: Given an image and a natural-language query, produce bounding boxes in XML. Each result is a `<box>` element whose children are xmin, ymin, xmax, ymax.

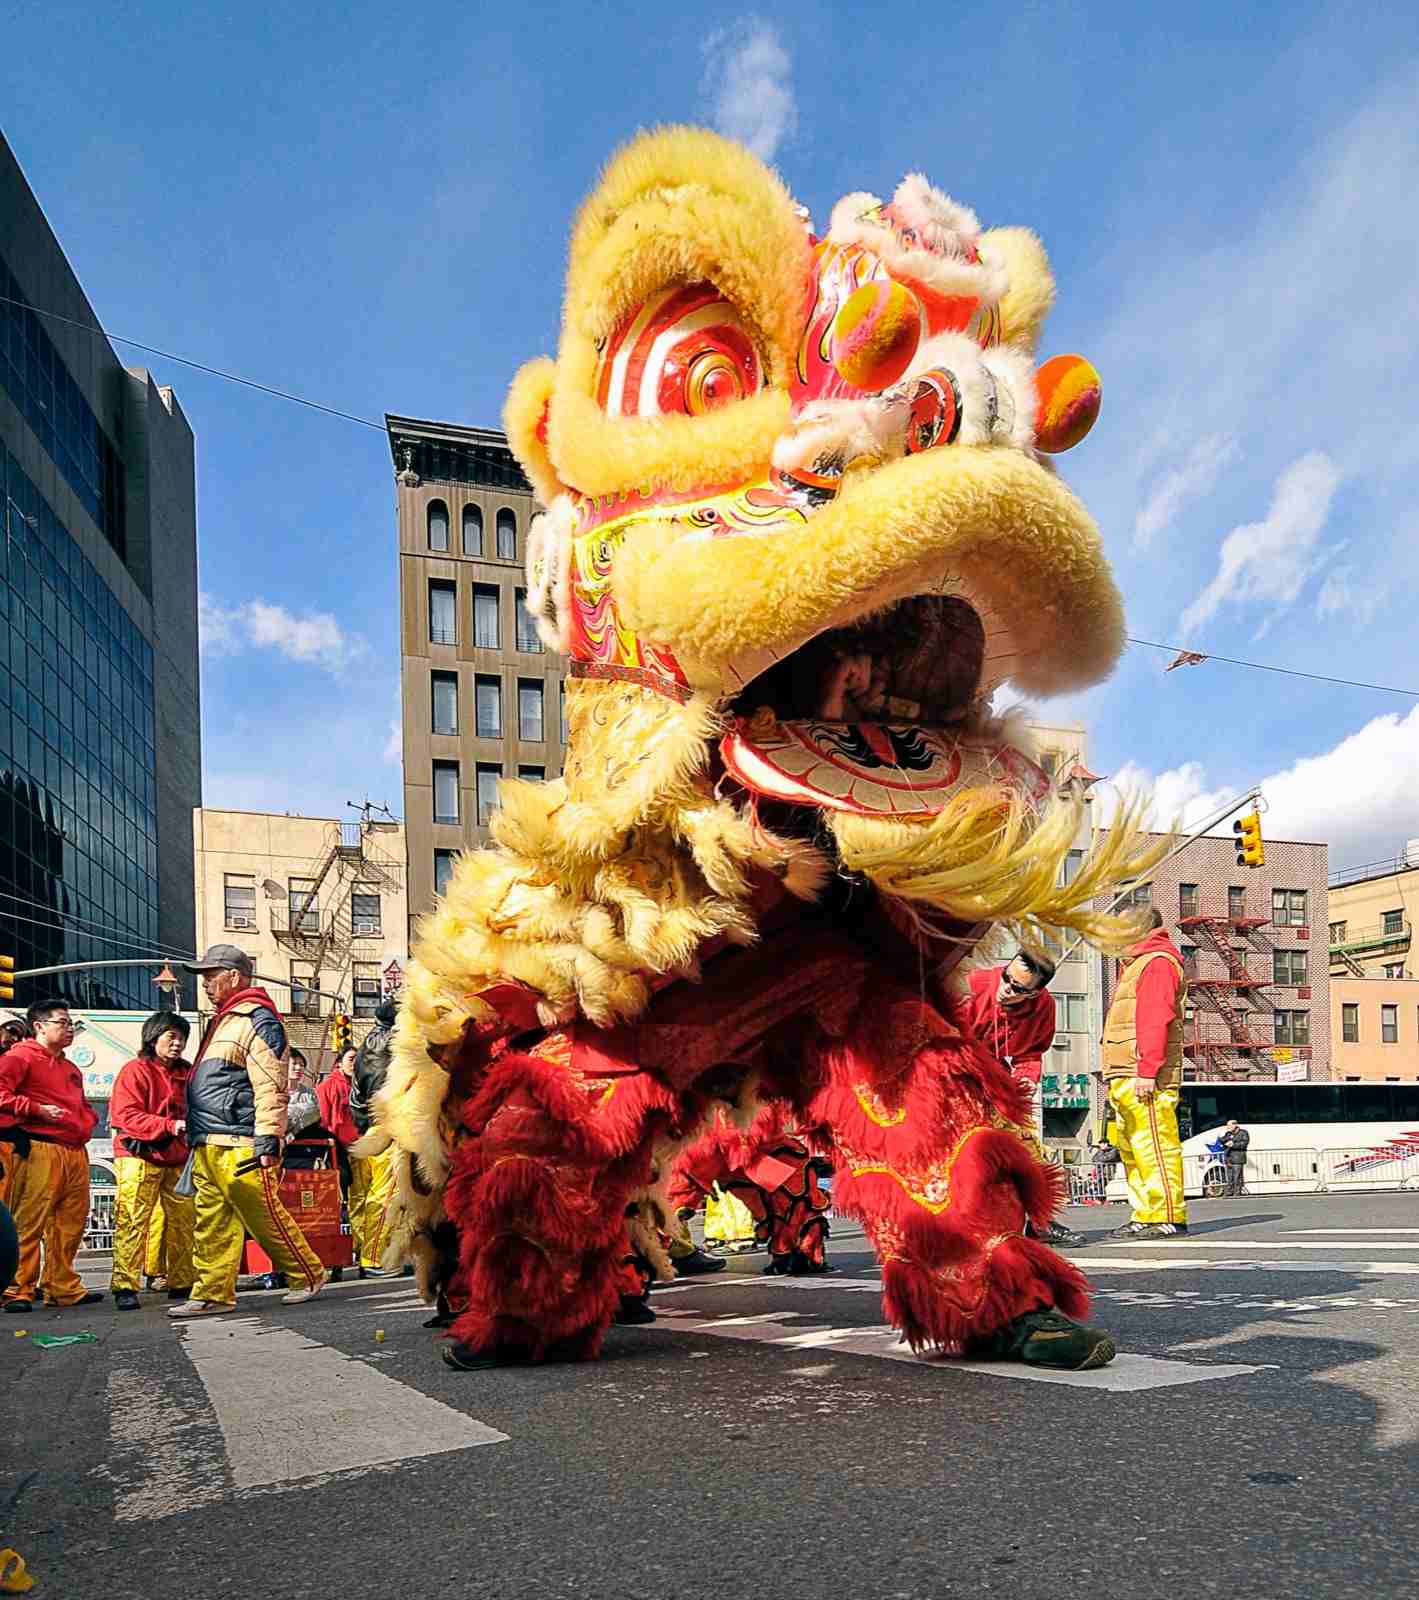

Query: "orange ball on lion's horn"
<box><xmin>829</xmin><ymin>279</ymin><xmax>923</xmax><ymax>391</ymax></box>
<box><xmin>1034</xmin><ymin>354</ymin><xmax>1101</xmax><ymax>453</ymax></box>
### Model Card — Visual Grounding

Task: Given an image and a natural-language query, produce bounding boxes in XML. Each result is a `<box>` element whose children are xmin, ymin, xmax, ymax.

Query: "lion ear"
<box><xmin>503</xmin><ymin>356</ymin><xmax>564</xmax><ymax>504</ymax></box>
<box><xmin>979</xmin><ymin>226</ymin><xmax>1055</xmax><ymax>354</ymax></box>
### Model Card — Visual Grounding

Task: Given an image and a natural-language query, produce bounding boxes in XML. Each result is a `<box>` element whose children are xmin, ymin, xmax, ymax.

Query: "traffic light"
<box><xmin>0</xmin><ymin>953</ymin><xmax>13</xmax><ymax>1002</ymax></box>
<box><xmin>331</xmin><ymin>1012</ymin><xmax>352</xmax><ymax>1055</ymax></box>
<box><xmin>1234</xmin><ymin>811</ymin><xmax>1265</xmax><ymax>869</ymax></box>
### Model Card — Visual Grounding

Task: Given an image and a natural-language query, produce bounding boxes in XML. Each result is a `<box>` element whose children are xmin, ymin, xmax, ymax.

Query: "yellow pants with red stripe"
<box><xmin>2</xmin><ymin>1141</ymin><xmax>90</xmax><ymax>1306</ymax></box>
<box><xmin>1107</xmin><ymin>1078</ymin><xmax>1187</xmax><ymax>1226</ymax></box>
<box><xmin>347</xmin><ymin>1150</ymin><xmax>396</xmax><ymax>1270</ymax></box>
<box><xmin>145</xmin><ymin>1199</ymin><xmax>167</xmax><ymax>1278</ymax></box>
<box><xmin>189</xmin><ymin>1144</ymin><xmax>325</xmax><ymax>1306</ymax></box>
<box><xmin>110</xmin><ymin>1157</ymin><xmax>195</xmax><ymax>1293</ymax></box>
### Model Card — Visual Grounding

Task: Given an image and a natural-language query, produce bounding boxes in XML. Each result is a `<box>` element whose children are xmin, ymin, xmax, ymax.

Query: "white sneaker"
<box><xmin>281</xmin><ymin>1274</ymin><xmax>328</xmax><ymax>1305</ymax></box>
<box><xmin>167</xmin><ymin>1299</ymin><xmax>235</xmax><ymax>1319</ymax></box>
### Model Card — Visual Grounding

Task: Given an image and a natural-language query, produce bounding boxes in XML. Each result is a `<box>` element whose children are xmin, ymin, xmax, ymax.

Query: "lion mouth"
<box><xmin>726</xmin><ymin>593</ymin><xmax>987</xmax><ymax>729</ymax></box>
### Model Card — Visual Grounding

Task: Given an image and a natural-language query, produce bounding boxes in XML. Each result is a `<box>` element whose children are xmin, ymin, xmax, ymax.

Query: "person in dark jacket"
<box><xmin>168</xmin><ymin>945</ymin><xmax>326</xmax><ymax>1318</ymax></box>
<box><xmin>1220</xmin><ymin>1119</ymin><xmax>1250</xmax><ymax>1196</ymax></box>
<box><xmin>108</xmin><ymin>1012</ymin><xmax>195</xmax><ymax>1310</ymax></box>
<box><xmin>349</xmin><ymin>998</ymin><xmax>397</xmax><ymax>1136</ymax></box>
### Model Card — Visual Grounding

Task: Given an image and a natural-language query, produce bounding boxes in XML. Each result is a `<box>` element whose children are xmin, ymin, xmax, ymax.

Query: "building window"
<box><xmin>514</xmin><ymin>588</ymin><xmax>542</xmax><ymax>653</ymax></box>
<box><xmin>1272</xmin><ymin>888</ymin><xmax>1308</xmax><ymax>927</ymax></box>
<box><xmin>289</xmin><ymin>964</ymin><xmax>318</xmax><ymax>1018</ymax></box>
<box><xmin>473</xmin><ymin>584</ymin><xmax>500</xmax><ymax>649</ymax></box>
<box><xmin>351</xmin><ymin>889</ymin><xmax>381</xmax><ymax>937</ymax></box>
<box><xmin>1179</xmin><ymin>883</ymin><xmax>1199</xmax><ymax>919</ymax></box>
<box><xmin>1274</xmin><ymin>1010</ymin><xmax>1310</xmax><ymax>1047</ymax></box>
<box><xmin>288</xmin><ymin>877</ymin><xmax>319</xmax><ymax>934</ymax></box>
<box><xmin>427</xmin><ymin>499</ymin><xmax>449</xmax><ymax>552</ymax></box>
<box><xmin>1382</xmin><ymin>908</ymin><xmax>1405</xmax><ymax>936</ymax></box>
<box><xmin>1059</xmin><ymin>848</ymin><xmax>1084</xmax><ymax>887</ymax></box>
<box><xmin>1382</xmin><ymin>1004</ymin><xmax>1399</xmax><ymax>1044</ymax></box>
<box><xmin>431</xmin><ymin>670</ymin><xmax>458</xmax><ymax>735</ymax></box>
<box><xmin>352</xmin><ymin>961</ymin><xmax>382</xmax><ymax>1019</ymax></box>
<box><xmin>1118</xmin><ymin>883</ymin><xmax>1152</xmax><ymax>912</ymax></box>
<box><xmin>429</xmin><ymin>580</ymin><xmax>456</xmax><ymax>646</ymax></box>
<box><xmin>518</xmin><ymin>764</ymin><xmax>545</xmax><ymax>782</ymax></box>
<box><xmin>433</xmin><ymin>848</ymin><xmax>455</xmax><ymax>897</ymax></box>
<box><xmin>1341</xmin><ymin>1003</ymin><xmax>1359</xmax><ymax>1043</ymax></box>
<box><xmin>1057</xmin><ymin>992</ymin><xmax>1088</xmax><ymax>1032</ymax></box>
<box><xmin>462</xmin><ymin>503</ymin><xmax>483</xmax><ymax>555</ymax></box>
<box><xmin>433</xmin><ymin>761</ymin><xmax>460</xmax><ymax>824</ymax></box>
<box><xmin>496</xmin><ymin>508</ymin><xmax>517</xmax><ymax>560</ymax></box>
<box><xmin>224</xmin><ymin>872</ymin><xmax>256</xmax><ymax>930</ymax></box>
<box><xmin>1329</xmin><ymin>920</ymin><xmax>1347</xmax><ymax>944</ymax></box>
<box><xmin>1228</xmin><ymin>885</ymin><xmax>1246</xmax><ymax>919</ymax></box>
<box><xmin>518</xmin><ymin>679</ymin><xmax>544</xmax><ymax>741</ymax></box>
<box><xmin>475</xmin><ymin>674</ymin><xmax>502</xmax><ymax>738</ymax></box>
<box><xmin>1383</xmin><ymin>962</ymin><xmax>1405</xmax><ymax>978</ymax></box>
<box><xmin>560</xmin><ymin>680</ymin><xmax>569</xmax><ymax>742</ymax></box>
<box><xmin>476</xmin><ymin>763</ymin><xmax>502</xmax><ymax>827</ymax></box>
<box><xmin>1181</xmin><ymin>944</ymin><xmax>1199</xmax><ymax>976</ymax></box>
<box><xmin>1273</xmin><ymin>948</ymin><xmax>1307</xmax><ymax>985</ymax></box>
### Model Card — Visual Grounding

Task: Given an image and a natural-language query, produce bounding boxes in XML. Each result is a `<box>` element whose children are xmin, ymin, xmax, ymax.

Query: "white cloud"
<box><xmin>702</xmin><ymin>18</ymin><xmax>797</xmax><ymax>162</ymax></box>
<box><xmin>1134</xmin><ymin>433</ymin><xmax>1239</xmax><ymax>548</ymax></box>
<box><xmin>1178</xmin><ymin>451</ymin><xmax>1342</xmax><ymax>637</ymax></box>
<box><xmin>1102</xmin><ymin>703</ymin><xmax>1419</xmax><ymax>868</ymax></box>
<box><xmin>1316</xmin><ymin>564</ymin><xmax>1387</xmax><ymax>626</ymax></box>
<box><xmin>199</xmin><ymin>592</ymin><xmax>365</xmax><ymax>673</ymax></box>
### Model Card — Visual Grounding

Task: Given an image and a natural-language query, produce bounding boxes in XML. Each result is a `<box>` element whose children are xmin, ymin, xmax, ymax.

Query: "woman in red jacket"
<box><xmin>109</xmin><ymin>1012</ymin><xmax>195</xmax><ymax>1310</ymax></box>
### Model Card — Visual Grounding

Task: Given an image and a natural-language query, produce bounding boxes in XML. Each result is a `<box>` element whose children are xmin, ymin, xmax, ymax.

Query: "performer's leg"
<box><xmin>185</xmin><ymin>1146</ymin><xmax>248</xmax><ymax>1308</ymax></box>
<box><xmin>3</xmin><ymin>1144</ymin><xmax>58</xmax><ymax>1304</ymax></box>
<box><xmin>157</xmin><ymin>1172</ymin><xmax>196</xmax><ymax>1293</ymax></box>
<box><xmin>220</xmin><ymin>1154</ymin><xmax>326</xmax><ymax>1294</ymax></box>
<box><xmin>110</xmin><ymin>1157</ymin><xmax>163</xmax><ymax>1295</ymax></box>
<box><xmin>1110</xmin><ymin>1080</ymin><xmax>1186</xmax><ymax>1228</ymax></box>
<box><xmin>38</xmin><ymin>1146</ymin><xmax>91</xmax><ymax>1307</ymax></box>
<box><xmin>815</xmin><ymin>1002</ymin><xmax>1111</xmax><ymax>1369</ymax></box>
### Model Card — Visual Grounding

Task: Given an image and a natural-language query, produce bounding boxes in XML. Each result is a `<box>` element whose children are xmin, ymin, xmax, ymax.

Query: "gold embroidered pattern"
<box><xmin>852</xmin><ymin>1082</ymin><xmax>908</xmax><ymax>1127</ymax></box>
<box><xmin>835</xmin><ymin>1123</ymin><xmax>994</xmax><ymax>1214</ymax></box>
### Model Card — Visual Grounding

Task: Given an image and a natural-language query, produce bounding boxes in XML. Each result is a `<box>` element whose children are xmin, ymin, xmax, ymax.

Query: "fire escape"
<box><xmin>1177</xmin><ymin>896</ymin><xmax>1283</xmax><ymax>1081</ymax></box>
<box><xmin>269</xmin><ymin>822</ymin><xmax>404</xmax><ymax>1017</ymax></box>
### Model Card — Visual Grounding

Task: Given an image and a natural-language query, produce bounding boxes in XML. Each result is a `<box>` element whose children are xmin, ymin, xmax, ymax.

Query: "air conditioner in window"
<box><xmin>1052</xmin><ymin>1036</ymin><xmax>1071</xmax><ymax>1050</ymax></box>
<box><xmin>229</xmin><ymin>916</ymin><xmax>255</xmax><ymax>929</ymax></box>
<box><xmin>352</xmin><ymin>919</ymin><xmax>380</xmax><ymax>935</ymax></box>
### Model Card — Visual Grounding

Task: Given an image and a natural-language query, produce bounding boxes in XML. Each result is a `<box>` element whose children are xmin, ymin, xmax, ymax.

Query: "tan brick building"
<box><xmin>1100</xmin><ymin>831</ymin><xmax>1331</xmax><ymax>1081</ymax></box>
<box><xmin>1328</xmin><ymin>846</ymin><xmax>1419</xmax><ymax>1081</ymax></box>
<box><xmin>192</xmin><ymin>808</ymin><xmax>408</xmax><ymax>1061</ymax></box>
<box><xmin>386</xmin><ymin>416</ymin><xmax>562</xmax><ymax>929</ymax></box>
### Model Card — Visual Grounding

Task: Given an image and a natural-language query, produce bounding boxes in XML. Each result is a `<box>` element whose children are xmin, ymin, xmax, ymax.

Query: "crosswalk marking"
<box><xmin>1108</xmin><ymin>1239</ymin><xmax>1419</xmax><ymax>1250</ymax></box>
<box><xmin>647</xmin><ymin>1304</ymin><xmax>1268</xmax><ymax>1390</ymax></box>
<box><xmin>1283</xmin><ymin>1228</ymin><xmax>1419</xmax><ymax>1235</ymax></box>
<box><xmin>1087</xmin><ymin>1256</ymin><xmax>1419</xmax><ymax>1274</ymax></box>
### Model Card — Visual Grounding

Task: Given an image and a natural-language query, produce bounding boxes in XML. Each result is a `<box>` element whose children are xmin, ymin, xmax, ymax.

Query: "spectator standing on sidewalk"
<box><xmin>109</xmin><ymin>1012</ymin><xmax>196</xmax><ymax>1310</ymax></box>
<box><xmin>0</xmin><ymin>1018</ymin><xmax>30</xmax><ymax>1209</ymax></box>
<box><xmin>169</xmin><ymin>945</ymin><xmax>327</xmax><ymax>1319</ymax></box>
<box><xmin>1104</xmin><ymin>910</ymin><xmax>1189</xmax><ymax>1240</ymax></box>
<box><xmin>0</xmin><ymin>1000</ymin><xmax>102</xmax><ymax>1312</ymax></box>
<box><xmin>1221</xmin><ymin>1119</ymin><xmax>1250</xmax><ymax>1196</ymax></box>
<box><xmin>318</xmin><ymin>1043</ymin><xmax>396</xmax><ymax>1276</ymax></box>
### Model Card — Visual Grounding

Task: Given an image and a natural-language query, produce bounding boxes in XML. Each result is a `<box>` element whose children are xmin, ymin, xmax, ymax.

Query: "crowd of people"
<box><xmin>0</xmin><ymin>912</ymin><xmax>1198</xmax><ymax>1316</ymax></box>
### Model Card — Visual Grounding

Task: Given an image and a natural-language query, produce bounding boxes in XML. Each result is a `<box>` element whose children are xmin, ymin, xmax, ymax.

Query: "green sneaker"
<box><xmin>982</xmin><ymin>1307</ymin><xmax>1117</xmax><ymax>1371</ymax></box>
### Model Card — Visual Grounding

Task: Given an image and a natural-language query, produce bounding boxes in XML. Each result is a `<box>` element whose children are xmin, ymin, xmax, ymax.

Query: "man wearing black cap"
<box><xmin>168</xmin><ymin>945</ymin><xmax>326</xmax><ymax>1318</ymax></box>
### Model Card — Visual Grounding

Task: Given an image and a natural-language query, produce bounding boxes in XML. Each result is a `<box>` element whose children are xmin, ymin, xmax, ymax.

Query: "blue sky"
<box><xmin>4</xmin><ymin>0</ymin><xmax>1417</xmax><ymax>871</ymax></box>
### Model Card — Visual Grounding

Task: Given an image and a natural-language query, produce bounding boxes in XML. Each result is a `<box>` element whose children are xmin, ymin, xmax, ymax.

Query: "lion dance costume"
<box><xmin>362</xmin><ymin>127</ymin><xmax>1166</xmax><ymax>1371</ymax></box>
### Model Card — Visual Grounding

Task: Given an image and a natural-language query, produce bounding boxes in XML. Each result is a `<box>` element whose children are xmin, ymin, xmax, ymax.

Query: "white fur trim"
<box><xmin>901</xmin><ymin>331</ymin><xmax>995</xmax><ymax>446</ymax></box>
<box><xmin>772</xmin><ymin>395</ymin><xmax>909</xmax><ymax>478</ymax></box>
<box><xmin>889</xmin><ymin>175</ymin><xmax>980</xmax><ymax>255</ymax></box>
<box><xmin>979</xmin><ymin>345</ymin><xmax>1039</xmax><ymax>451</ymax></box>
<box><xmin>827</xmin><ymin>192</ymin><xmax>1008</xmax><ymax>309</ymax></box>
<box><xmin>524</xmin><ymin>495</ymin><xmax>575</xmax><ymax>652</ymax></box>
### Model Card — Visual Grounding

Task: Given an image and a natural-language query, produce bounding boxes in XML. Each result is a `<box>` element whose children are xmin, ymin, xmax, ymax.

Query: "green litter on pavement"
<box><xmin>30</xmin><ymin>1332</ymin><xmax>98</xmax><ymax>1348</ymax></box>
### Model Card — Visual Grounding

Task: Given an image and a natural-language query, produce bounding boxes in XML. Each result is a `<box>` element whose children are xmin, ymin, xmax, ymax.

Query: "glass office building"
<box><xmin>1</xmin><ymin>131</ymin><xmax>200</xmax><ymax>1011</ymax></box>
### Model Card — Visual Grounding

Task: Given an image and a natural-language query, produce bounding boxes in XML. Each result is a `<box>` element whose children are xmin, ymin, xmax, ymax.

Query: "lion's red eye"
<box><xmin>596</xmin><ymin>282</ymin><xmax>761</xmax><ymax>417</ymax></box>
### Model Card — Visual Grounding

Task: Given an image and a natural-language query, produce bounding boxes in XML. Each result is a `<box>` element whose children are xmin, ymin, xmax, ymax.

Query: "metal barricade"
<box><xmin>1066</xmin><ymin>1164</ymin><xmax>1113</xmax><ymax>1206</ymax></box>
<box><xmin>1322</xmin><ymin>1144</ymin><xmax>1419</xmax><ymax>1192</ymax></box>
<box><xmin>83</xmin><ymin>1185</ymin><xmax>117</xmax><ymax>1253</ymax></box>
<box><xmin>1186</xmin><ymin>1148</ymin><xmax>1323</xmax><ymax>1196</ymax></box>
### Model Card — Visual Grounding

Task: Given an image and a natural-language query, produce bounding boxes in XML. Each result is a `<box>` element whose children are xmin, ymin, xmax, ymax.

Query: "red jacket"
<box><xmin>316</xmin><ymin>1071</ymin><xmax>359</xmax><ymax>1148</ymax></box>
<box><xmin>110</xmin><ymin>1055</ymin><xmax>192</xmax><ymax>1166</ymax></box>
<box><xmin>964</xmin><ymin>967</ymin><xmax>1057</xmax><ymax>1085</ymax></box>
<box><xmin>0</xmin><ymin>1038</ymin><xmax>98</xmax><ymax>1148</ymax></box>
<box><xmin>1123</xmin><ymin>929</ymin><xmax>1185</xmax><ymax>1081</ymax></box>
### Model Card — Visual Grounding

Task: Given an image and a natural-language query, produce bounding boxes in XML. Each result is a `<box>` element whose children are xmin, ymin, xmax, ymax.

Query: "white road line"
<box><xmin>175</xmin><ymin>1315</ymin><xmax>507</xmax><ymax>1493</ymax></box>
<box><xmin>1086</xmin><ymin>1256</ymin><xmax>1419</xmax><ymax>1274</ymax></box>
<box><xmin>1283</xmin><ymin>1229</ymin><xmax>1419</xmax><ymax>1235</ymax></box>
<box><xmin>648</xmin><ymin>1306</ymin><xmax>1268</xmax><ymax>1390</ymax></box>
<box><xmin>1107</xmin><ymin>1240</ymin><xmax>1419</xmax><ymax>1250</ymax></box>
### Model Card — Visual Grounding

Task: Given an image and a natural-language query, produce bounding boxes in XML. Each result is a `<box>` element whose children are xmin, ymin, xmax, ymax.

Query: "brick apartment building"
<box><xmin>1100</xmin><ymin>831</ymin><xmax>1331</xmax><ymax>1083</ymax></box>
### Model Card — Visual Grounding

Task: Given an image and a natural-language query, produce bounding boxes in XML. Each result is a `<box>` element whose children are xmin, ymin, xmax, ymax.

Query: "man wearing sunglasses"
<box><xmin>965</xmin><ymin>951</ymin><xmax>1086</xmax><ymax>1249</ymax></box>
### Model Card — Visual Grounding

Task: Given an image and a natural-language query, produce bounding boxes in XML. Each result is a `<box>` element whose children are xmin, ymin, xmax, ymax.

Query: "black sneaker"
<box><xmin>1108</xmin><ymin>1220</ymin><xmax>1147</xmax><ymax>1240</ymax></box>
<box><xmin>166</xmin><ymin>1286</ymin><xmax>192</xmax><ymax>1302</ymax></box>
<box><xmin>440</xmin><ymin>1342</ymin><xmax>528</xmax><ymax>1372</ymax></box>
<box><xmin>982</xmin><ymin>1307</ymin><xmax>1117</xmax><ymax>1370</ymax></box>
<box><xmin>761</xmin><ymin>1255</ymin><xmax>792</xmax><ymax>1276</ymax></box>
<box><xmin>613</xmin><ymin>1295</ymin><xmax>657</xmax><ymax>1326</ymax></box>
<box><xmin>1132</xmin><ymin>1222</ymin><xmax>1189</xmax><ymax>1239</ymax></box>
<box><xmin>1031</xmin><ymin>1220</ymin><xmax>1088</xmax><ymax>1249</ymax></box>
<box><xmin>672</xmin><ymin>1247</ymin><xmax>727</xmax><ymax>1277</ymax></box>
<box><xmin>785</xmin><ymin>1251</ymin><xmax>833</xmax><ymax>1276</ymax></box>
<box><xmin>3</xmin><ymin>1298</ymin><xmax>32</xmax><ymax>1314</ymax></box>
<box><xmin>114</xmin><ymin>1289</ymin><xmax>141</xmax><ymax>1311</ymax></box>
<box><xmin>52</xmin><ymin>1290</ymin><xmax>104</xmax><ymax>1308</ymax></box>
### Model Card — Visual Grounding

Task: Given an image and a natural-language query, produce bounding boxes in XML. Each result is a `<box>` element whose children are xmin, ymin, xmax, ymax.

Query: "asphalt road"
<box><xmin>6</xmin><ymin>1191</ymin><xmax>1419</xmax><ymax>1599</ymax></box>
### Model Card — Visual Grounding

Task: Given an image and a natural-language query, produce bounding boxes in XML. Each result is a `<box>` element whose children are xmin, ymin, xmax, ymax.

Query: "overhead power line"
<box><xmin>1128</xmin><ymin>637</ymin><xmax>1419</xmax><ymax>700</ymax></box>
<box><xmin>0</xmin><ymin>292</ymin><xmax>386</xmax><ymax>433</ymax></box>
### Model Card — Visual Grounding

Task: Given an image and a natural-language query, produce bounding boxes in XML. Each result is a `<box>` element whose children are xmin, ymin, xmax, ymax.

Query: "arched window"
<box><xmin>496</xmin><ymin>508</ymin><xmax>516</xmax><ymax>561</ymax></box>
<box><xmin>462</xmin><ymin>503</ymin><xmax>483</xmax><ymax>554</ymax></box>
<box><xmin>427</xmin><ymin>499</ymin><xmax>449</xmax><ymax>552</ymax></box>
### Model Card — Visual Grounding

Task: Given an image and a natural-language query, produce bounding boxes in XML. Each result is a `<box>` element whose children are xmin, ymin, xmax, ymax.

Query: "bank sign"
<box><xmin>1042</xmin><ymin>1071</ymin><xmax>1091</xmax><ymax>1109</ymax></box>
